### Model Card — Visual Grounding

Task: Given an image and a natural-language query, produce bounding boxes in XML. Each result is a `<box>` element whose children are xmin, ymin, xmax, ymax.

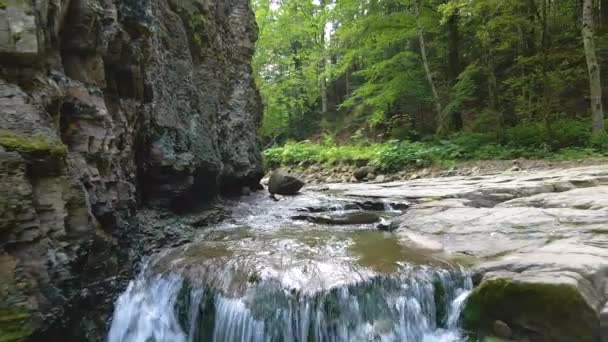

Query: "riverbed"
<box><xmin>107</xmin><ymin>165</ymin><xmax>608</xmax><ymax>342</ymax></box>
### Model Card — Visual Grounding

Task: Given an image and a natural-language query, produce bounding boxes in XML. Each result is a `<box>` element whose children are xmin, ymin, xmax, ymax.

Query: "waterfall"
<box><xmin>107</xmin><ymin>274</ymin><xmax>188</xmax><ymax>342</ymax></box>
<box><xmin>107</xmin><ymin>267</ymin><xmax>471</xmax><ymax>342</ymax></box>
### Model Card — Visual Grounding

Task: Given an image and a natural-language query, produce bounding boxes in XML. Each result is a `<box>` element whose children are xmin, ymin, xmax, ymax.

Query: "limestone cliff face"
<box><xmin>0</xmin><ymin>0</ymin><xmax>263</xmax><ymax>340</ymax></box>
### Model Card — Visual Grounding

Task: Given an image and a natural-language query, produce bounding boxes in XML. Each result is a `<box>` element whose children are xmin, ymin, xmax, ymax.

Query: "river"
<box><xmin>106</xmin><ymin>191</ymin><xmax>472</xmax><ymax>342</ymax></box>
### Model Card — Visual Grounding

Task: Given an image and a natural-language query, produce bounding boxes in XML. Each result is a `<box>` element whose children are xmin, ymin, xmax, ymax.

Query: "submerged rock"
<box><xmin>293</xmin><ymin>211</ymin><xmax>381</xmax><ymax>225</ymax></box>
<box><xmin>377</xmin><ymin>219</ymin><xmax>399</xmax><ymax>232</ymax></box>
<box><xmin>268</xmin><ymin>171</ymin><xmax>305</xmax><ymax>195</ymax></box>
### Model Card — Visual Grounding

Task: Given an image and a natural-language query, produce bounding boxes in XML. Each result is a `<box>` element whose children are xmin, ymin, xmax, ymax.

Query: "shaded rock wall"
<box><xmin>0</xmin><ymin>0</ymin><xmax>262</xmax><ymax>340</ymax></box>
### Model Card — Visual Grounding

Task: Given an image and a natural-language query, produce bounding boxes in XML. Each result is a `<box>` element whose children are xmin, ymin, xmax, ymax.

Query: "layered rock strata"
<box><xmin>0</xmin><ymin>0</ymin><xmax>263</xmax><ymax>340</ymax></box>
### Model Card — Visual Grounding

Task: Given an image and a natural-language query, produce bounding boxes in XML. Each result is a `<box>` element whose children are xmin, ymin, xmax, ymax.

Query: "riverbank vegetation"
<box><xmin>264</xmin><ymin>126</ymin><xmax>606</xmax><ymax>172</ymax></box>
<box><xmin>253</xmin><ymin>0</ymin><xmax>607</xmax><ymax>170</ymax></box>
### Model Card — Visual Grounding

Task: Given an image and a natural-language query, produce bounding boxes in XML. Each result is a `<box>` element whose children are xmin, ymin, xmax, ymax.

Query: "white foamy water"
<box><xmin>107</xmin><ymin>267</ymin><xmax>471</xmax><ymax>342</ymax></box>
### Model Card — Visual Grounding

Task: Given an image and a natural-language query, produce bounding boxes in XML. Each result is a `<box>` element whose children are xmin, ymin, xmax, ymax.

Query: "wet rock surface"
<box><xmin>292</xmin><ymin>211</ymin><xmax>381</xmax><ymax>225</ymax></box>
<box><xmin>313</xmin><ymin>165</ymin><xmax>608</xmax><ymax>342</ymax></box>
<box><xmin>0</xmin><ymin>0</ymin><xmax>262</xmax><ymax>340</ymax></box>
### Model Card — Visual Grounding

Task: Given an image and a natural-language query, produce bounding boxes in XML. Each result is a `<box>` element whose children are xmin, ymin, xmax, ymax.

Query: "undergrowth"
<box><xmin>264</xmin><ymin>122</ymin><xmax>608</xmax><ymax>173</ymax></box>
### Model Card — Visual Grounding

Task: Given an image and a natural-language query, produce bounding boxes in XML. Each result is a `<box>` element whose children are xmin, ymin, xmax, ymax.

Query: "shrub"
<box><xmin>263</xmin><ymin>121</ymin><xmax>607</xmax><ymax>173</ymax></box>
<box><xmin>506</xmin><ymin>123</ymin><xmax>546</xmax><ymax>148</ymax></box>
<box><xmin>449</xmin><ymin>133</ymin><xmax>497</xmax><ymax>158</ymax></box>
<box><xmin>549</xmin><ymin>119</ymin><xmax>591</xmax><ymax>149</ymax></box>
<box><xmin>590</xmin><ymin>133</ymin><xmax>608</xmax><ymax>152</ymax></box>
<box><xmin>505</xmin><ymin>119</ymin><xmax>592</xmax><ymax>150</ymax></box>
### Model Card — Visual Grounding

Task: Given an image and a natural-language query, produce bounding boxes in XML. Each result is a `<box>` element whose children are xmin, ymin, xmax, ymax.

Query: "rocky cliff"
<box><xmin>0</xmin><ymin>0</ymin><xmax>263</xmax><ymax>340</ymax></box>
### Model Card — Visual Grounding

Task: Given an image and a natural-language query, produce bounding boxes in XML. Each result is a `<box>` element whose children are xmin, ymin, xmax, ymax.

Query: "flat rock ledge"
<box><xmin>313</xmin><ymin>165</ymin><xmax>608</xmax><ymax>342</ymax></box>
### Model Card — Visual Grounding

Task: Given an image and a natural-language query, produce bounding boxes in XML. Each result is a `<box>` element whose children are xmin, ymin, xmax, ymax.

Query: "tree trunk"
<box><xmin>485</xmin><ymin>50</ymin><xmax>503</xmax><ymax>138</ymax></box>
<box><xmin>319</xmin><ymin>0</ymin><xmax>328</xmax><ymax>114</ymax></box>
<box><xmin>414</xmin><ymin>0</ymin><xmax>444</xmax><ymax>134</ymax></box>
<box><xmin>541</xmin><ymin>0</ymin><xmax>553</xmax><ymax>140</ymax></box>
<box><xmin>583</xmin><ymin>0</ymin><xmax>604</xmax><ymax>135</ymax></box>
<box><xmin>447</xmin><ymin>11</ymin><xmax>461</xmax><ymax>84</ymax></box>
<box><xmin>320</xmin><ymin>76</ymin><xmax>328</xmax><ymax>113</ymax></box>
<box><xmin>345</xmin><ymin>68</ymin><xmax>351</xmax><ymax>98</ymax></box>
<box><xmin>486</xmin><ymin>55</ymin><xmax>499</xmax><ymax>112</ymax></box>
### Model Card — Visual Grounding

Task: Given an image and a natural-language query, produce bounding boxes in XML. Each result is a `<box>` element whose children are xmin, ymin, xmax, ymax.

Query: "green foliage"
<box><xmin>264</xmin><ymin>119</ymin><xmax>606</xmax><ymax>172</ymax></box>
<box><xmin>264</xmin><ymin>141</ymin><xmax>377</xmax><ymax>169</ymax></box>
<box><xmin>444</xmin><ymin>64</ymin><xmax>482</xmax><ymax>115</ymax></box>
<box><xmin>505</xmin><ymin>119</ymin><xmax>593</xmax><ymax>150</ymax></box>
<box><xmin>591</xmin><ymin>133</ymin><xmax>608</xmax><ymax>151</ymax></box>
<box><xmin>253</xmin><ymin>0</ymin><xmax>330</xmax><ymax>141</ymax></box>
<box><xmin>549</xmin><ymin>119</ymin><xmax>592</xmax><ymax>149</ymax></box>
<box><xmin>450</xmin><ymin>133</ymin><xmax>497</xmax><ymax>152</ymax></box>
<box><xmin>254</xmin><ymin>0</ymin><xmax>603</xmax><ymax>154</ymax></box>
<box><xmin>505</xmin><ymin>123</ymin><xmax>546</xmax><ymax>148</ymax></box>
<box><xmin>372</xmin><ymin>141</ymin><xmax>461</xmax><ymax>172</ymax></box>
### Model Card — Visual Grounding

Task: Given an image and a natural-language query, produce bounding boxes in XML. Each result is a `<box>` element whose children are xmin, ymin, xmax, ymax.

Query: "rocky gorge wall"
<box><xmin>0</xmin><ymin>0</ymin><xmax>263</xmax><ymax>340</ymax></box>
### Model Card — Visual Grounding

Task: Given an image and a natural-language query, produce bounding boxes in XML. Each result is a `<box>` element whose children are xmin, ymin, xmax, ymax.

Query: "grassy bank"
<box><xmin>264</xmin><ymin>130</ymin><xmax>608</xmax><ymax>173</ymax></box>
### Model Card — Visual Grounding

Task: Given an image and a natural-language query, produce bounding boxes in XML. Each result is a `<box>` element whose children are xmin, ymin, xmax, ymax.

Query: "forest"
<box><xmin>253</xmin><ymin>0</ymin><xmax>608</xmax><ymax>171</ymax></box>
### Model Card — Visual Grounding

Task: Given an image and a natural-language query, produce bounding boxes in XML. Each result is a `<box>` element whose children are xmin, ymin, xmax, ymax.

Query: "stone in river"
<box><xmin>293</xmin><ymin>211</ymin><xmax>381</xmax><ymax>225</ymax></box>
<box><xmin>268</xmin><ymin>171</ymin><xmax>305</xmax><ymax>195</ymax></box>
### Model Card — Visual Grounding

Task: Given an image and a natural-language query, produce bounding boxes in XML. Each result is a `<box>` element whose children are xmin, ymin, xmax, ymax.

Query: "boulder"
<box><xmin>463</xmin><ymin>275</ymin><xmax>598</xmax><ymax>342</ymax></box>
<box><xmin>268</xmin><ymin>171</ymin><xmax>305</xmax><ymax>195</ymax></box>
<box><xmin>353</xmin><ymin>166</ymin><xmax>374</xmax><ymax>181</ymax></box>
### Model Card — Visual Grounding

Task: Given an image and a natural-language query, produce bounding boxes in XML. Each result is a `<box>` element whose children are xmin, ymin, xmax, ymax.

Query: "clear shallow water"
<box><xmin>107</xmin><ymin>192</ymin><xmax>472</xmax><ymax>342</ymax></box>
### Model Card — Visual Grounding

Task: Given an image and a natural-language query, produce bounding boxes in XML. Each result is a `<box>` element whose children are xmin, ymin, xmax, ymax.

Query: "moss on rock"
<box><xmin>462</xmin><ymin>278</ymin><xmax>597</xmax><ymax>342</ymax></box>
<box><xmin>0</xmin><ymin>130</ymin><xmax>67</xmax><ymax>159</ymax></box>
<box><xmin>0</xmin><ymin>308</ymin><xmax>33</xmax><ymax>342</ymax></box>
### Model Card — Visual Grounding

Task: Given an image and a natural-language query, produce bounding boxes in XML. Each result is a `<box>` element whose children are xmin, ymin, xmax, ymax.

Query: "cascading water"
<box><xmin>108</xmin><ymin>268</ymin><xmax>471</xmax><ymax>342</ymax></box>
<box><xmin>107</xmin><ymin>192</ymin><xmax>472</xmax><ymax>342</ymax></box>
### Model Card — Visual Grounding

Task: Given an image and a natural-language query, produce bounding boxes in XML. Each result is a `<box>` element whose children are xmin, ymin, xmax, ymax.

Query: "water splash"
<box><xmin>107</xmin><ymin>273</ymin><xmax>187</xmax><ymax>342</ymax></box>
<box><xmin>107</xmin><ymin>267</ymin><xmax>471</xmax><ymax>342</ymax></box>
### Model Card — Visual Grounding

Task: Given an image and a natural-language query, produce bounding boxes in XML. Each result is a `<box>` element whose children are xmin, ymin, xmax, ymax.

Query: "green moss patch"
<box><xmin>0</xmin><ymin>130</ymin><xmax>67</xmax><ymax>159</ymax></box>
<box><xmin>0</xmin><ymin>308</ymin><xmax>33</xmax><ymax>342</ymax></box>
<box><xmin>463</xmin><ymin>278</ymin><xmax>597</xmax><ymax>342</ymax></box>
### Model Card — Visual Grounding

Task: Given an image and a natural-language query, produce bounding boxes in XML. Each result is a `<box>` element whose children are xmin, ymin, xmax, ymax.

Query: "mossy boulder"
<box><xmin>463</xmin><ymin>278</ymin><xmax>598</xmax><ymax>342</ymax></box>
<box><xmin>0</xmin><ymin>308</ymin><xmax>33</xmax><ymax>342</ymax></box>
